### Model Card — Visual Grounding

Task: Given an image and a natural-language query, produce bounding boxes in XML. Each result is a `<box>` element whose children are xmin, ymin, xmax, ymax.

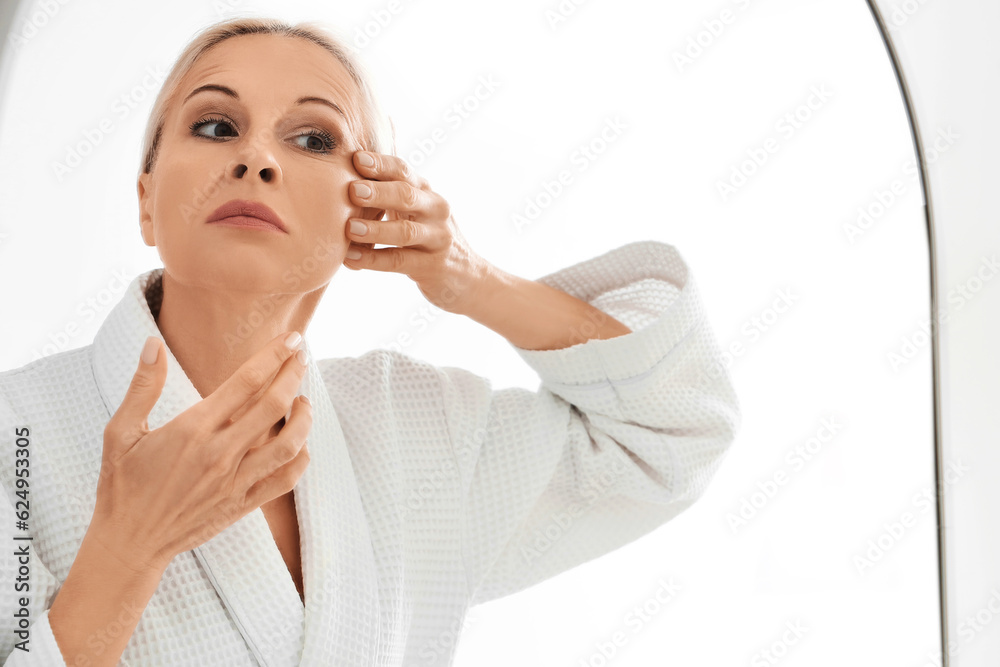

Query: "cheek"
<box><xmin>293</xmin><ymin>164</ymin><xmax>367</xmax><ymax>230</ymax></box>
<box><xmin>155</xmin><ymin>160</ymin><xmax>215</xmax><ymax>230</ymax></box>
<box><xmin>283</xmin><ymin>166</ymin><xmax>359</xmax><ymax>276</ymax></box>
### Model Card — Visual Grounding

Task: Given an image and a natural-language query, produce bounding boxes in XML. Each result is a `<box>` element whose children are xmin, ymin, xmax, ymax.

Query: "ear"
<box><xmin>137</xmin><ymin>172</ymin><xmax>156</xmax><ymax>246</ymax></box>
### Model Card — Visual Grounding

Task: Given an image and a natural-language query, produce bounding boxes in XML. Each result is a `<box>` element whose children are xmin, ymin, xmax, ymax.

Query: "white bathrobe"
<box><xmin>0</xmin><ymin>240</ymin><xmax>739</xmax><ymax>666</ymax></box>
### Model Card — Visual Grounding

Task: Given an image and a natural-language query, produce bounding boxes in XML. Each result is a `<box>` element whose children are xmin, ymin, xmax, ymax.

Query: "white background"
<box><xmin>0</xmin><ymin>0</ymin><xmax>946</xmax><ymax>664</ymax></box>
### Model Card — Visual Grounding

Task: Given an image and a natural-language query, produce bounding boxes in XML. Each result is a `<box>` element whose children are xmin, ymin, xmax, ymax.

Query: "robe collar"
<box><xmin>91</xmin><ymin>268</ymin><xmax>382</xmax><ymax>666</ymax></box>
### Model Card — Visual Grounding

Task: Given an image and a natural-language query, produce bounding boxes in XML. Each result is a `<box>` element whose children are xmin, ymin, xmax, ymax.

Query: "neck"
<box><xmin>152</xmin><ymin>270</ymin><xmax>325</xmax><ymax>400</ymax></box>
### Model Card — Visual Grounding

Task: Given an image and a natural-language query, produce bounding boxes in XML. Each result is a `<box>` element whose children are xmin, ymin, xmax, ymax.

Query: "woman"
<box><xmin>0</xmin><ymin>16</ymin><xmax>740</xmax><ymax>667</ymax></box>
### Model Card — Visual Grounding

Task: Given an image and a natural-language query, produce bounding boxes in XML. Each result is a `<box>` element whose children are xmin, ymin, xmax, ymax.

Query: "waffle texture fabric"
<box><xmin>0</xmin><ymin>240</ymin><xmax>740</xmax><ymax>666</ymax></box>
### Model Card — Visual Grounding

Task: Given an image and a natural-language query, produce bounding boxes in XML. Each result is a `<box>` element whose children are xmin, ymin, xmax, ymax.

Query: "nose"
<box><xmin>228</xmin><ymin>129</ymin><xmax>282</xmax><ymax>183</ymax></box>
<box><xmin>232</xmin><ymin>162</ymin><xmax>279</xmax><ymax>183</ymax></box>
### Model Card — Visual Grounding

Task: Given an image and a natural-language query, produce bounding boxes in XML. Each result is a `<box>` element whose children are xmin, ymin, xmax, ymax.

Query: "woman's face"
<box><xmin>137</xmin><ymin>33</ymin><xmax>382</xmax><ymax>294</ymax></box>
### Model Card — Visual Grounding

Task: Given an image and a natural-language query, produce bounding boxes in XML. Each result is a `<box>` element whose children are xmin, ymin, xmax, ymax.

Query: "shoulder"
<box><xmin>315</xmin><ymin>347</ymin><xmax>497</xmax><ymax>414</ymax></box>
<box><xmin>314</xmin><ymin>350</ymin><xmax>467</xmax><ymax>495</ymax></box>
<box><xmin>0</xmin><ymin>345</ymin><xmax>106</xmax><ymax>483</ymax></box>
<box><xmin>316</xmin><ymin>347</ymin><xmax>447</xmax><ymax>399</ymax></box>
<box><xmin>0</xmin><ymin>344</ymin><xmax>103</xmax><ymax>484</ymax></box>
<box><xmin>0</xmin><ymin>346</ymin><xmax>99</xmax><ymax>419</ymax></box>
<box><xmin>314</xmin><ymin>348</ymin><xmax>490</xmax><ymax>454</ymax></box>
<box><xmin>0</xmin><ymin>348</ymin><xmax>102</xmax><ymax>580</ymax></box>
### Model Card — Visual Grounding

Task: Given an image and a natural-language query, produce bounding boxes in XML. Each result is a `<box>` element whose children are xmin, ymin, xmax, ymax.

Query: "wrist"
<box><xmin>455</xmin><ymin>262</ymin><xmax>518</xmax><ymax>322</ymax></box>
<box><xmin>84</xmin><ymin>521</ymin><xmax>170</xmax><ymax>578</ymax></box>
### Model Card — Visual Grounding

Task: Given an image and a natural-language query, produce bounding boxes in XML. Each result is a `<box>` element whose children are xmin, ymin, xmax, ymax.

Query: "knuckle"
<box><xmin>390</xmin><ymin>248</ymin><xmax>406</xmax><ymax>271</ymax></box>
<box><xmin>402</xmin><ymin>184</ymin><xmax>419</xmax><ymax>209</ymax></box>
<box><xmin>114</xmin><ymin>423</ymin><xmax>143</xmax><ymax>447</ymax></box>
<box><xmin>264</xmin><ymin>440</ymin><xmax>288</xmax><ymax>475</ymax></box>
<box><xmin>270</xmin><ymin>455</ymin><xmax>291</xmax><ymax>481</ymax></box>
<box><xmin>273</xmin><ymin>340</ymin><xmax>292</xmax><ymax>365</ymax></box>
<box><xmin>239</xmin><ymin>365</ymin><xmax>269</xmax><ymax>394</ymax></box>
<box><xmin>129</xmin><ymin>371</ymin><xmax>157</xmax><ymax>392</ymax></box>
<box><xmin>261</xmin><ymin>390</ymin><xmax>288</xmax><ymax>418</ymax></box>
<box><xmin>278</xmin><ymin>439</ymin><xmax>299</xmax><ymax>462</ymax></box>
<box><xmin>397</xmin><ymin>159</ymin><xmax>412</xmax><ymax>181</ymax></box>
<box><xmin>401</xmin><ymin>219</ymin><xmax>419</xmax><ymax>245</ymax></box>
<box><xmin>203</xmin><ymin>448</ymin><xmax>231</xmax><ymax>476</ymax></box>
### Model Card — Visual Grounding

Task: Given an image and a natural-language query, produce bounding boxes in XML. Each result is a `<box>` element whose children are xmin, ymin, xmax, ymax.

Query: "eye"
<box><xmin>188</xmin><ymin>116</ymin><xmax>337</xmax><ymax>154</ymax></box>
<box><xmin>293</xmin><ymin>129</ymin><xmax>337</xmax><ymax>154</ymax></box>
<box><xmin>189</xmin><ymin>115</ymin><xmax>237</xmax><ymax>139</ymax></box>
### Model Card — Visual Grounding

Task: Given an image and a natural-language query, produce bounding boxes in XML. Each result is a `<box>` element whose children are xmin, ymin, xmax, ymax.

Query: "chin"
<box><xmin>165</xmin><ymin>257</ymin><xmax>285</xmax><ymax>292</ymax></box>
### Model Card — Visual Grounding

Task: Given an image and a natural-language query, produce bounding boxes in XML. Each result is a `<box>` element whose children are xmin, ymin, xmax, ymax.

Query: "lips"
<box><xmin>207</xmin><ymin>199</ymin><xmax>287</xmax><ymax>232</ymax></box>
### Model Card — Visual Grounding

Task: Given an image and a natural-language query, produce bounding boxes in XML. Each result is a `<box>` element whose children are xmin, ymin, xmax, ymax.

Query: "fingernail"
<box><xmin>349</xmin><ymin>220</ymin><xmax>368</xmax><ymax>236</ymax></box>
<box><xmin>296</xmin><ymin>348</ymin><xmax>308</xmax><ymax>366</ymax></box>
<box><xmin>346</xmin><ymin>247</ymin><xmax>362</xmax><ymax>260</ymax></box>
<box><xmin>141</xmin><ymin>336</ymin><xmax>159</xmax><ymax>365</ymax></box>
<box><xmin>285</xmin><ymin>331</ymin><xmax>302</xmax><ymax>349</ymax></box>
<box><xmin>357</xmin><ymin>152</ymin><xmax>375</xmax><ymax>167</ymax></box>
<box><xmin>353</xmin><ymin>182</ymin><xmax>371</xmax><ymax>199</ymax></box>
<box><xmin>301</xmin><ymin>394</ymin><xmax>311</xmax><ymax>406</ymax></box>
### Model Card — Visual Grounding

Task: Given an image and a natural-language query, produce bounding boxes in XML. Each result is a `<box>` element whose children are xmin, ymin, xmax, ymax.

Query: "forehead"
<box><xmin>175</xmin><ymin>33</ymin><xmax>363</xmax><ymax>128</ymax></box>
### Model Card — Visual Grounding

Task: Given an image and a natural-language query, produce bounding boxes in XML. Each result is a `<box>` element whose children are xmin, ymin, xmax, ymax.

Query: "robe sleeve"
<box><xmin>0</xmin><ymin>394</ymin><xmax>68</xmax><ymax>667</ymax></box>
<box><xmin>435</xmin><ymin>240</ymin><xmax>741</xmax><ymax>607</ymax></box>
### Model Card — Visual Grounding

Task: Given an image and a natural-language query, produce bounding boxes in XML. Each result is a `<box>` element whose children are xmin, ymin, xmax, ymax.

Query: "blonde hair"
<box><xmin>138</xmin><ymin>16</ymin><xmax>395</xmax><ymax>177</ymax></box>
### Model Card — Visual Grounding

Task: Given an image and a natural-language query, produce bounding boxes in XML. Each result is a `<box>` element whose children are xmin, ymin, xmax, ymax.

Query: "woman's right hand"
<box><xmin>91</xmin><ymin>331</ymin><xmax>313</xmax><ymax>574</ymax></box>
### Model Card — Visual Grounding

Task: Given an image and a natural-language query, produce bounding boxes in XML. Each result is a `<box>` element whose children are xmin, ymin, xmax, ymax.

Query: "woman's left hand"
<box><xmin>342</xmin><ymin>150</ymin><xmax>496</xmax><ymax>315</ymax></box>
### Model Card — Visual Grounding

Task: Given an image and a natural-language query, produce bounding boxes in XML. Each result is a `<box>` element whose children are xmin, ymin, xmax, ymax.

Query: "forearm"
<box><xmin>463</xmin><ymin>268</ymin><xmax>632</xmax><ymax>351</ymax></box>
<box><xmin>47</xmin><ymin>525</ymin><xmax>166</xmax><ymax>666</ymax></box>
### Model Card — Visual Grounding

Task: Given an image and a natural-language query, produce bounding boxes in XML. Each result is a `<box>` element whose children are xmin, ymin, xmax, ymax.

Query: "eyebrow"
<box><xmin>182</xmin><ymin>83</ymin><xmax>347</xmax><ymax>118</ymax></box>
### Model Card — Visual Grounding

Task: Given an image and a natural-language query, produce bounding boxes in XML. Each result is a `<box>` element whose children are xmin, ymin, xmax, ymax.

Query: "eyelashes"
<box><xmin>189</xmin><ymin>115</ymin><xmax>235</xmax><ymax>138</ymax></box>
<box><xmin>188</xmin><ymin>115</ymin><xmax>338</xmax><ymax>154</ymax></box>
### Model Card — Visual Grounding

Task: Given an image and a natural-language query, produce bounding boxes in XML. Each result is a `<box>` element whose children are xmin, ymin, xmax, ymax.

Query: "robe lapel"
<box><xmin>296</xmin><ymin>357</ymin><xmax>383</xmax><ymax>667</ymax></box>
<box><xmin>91</xmin><ymin>269</ymin><xmax>382</xmax><ymax>666</ymax></box>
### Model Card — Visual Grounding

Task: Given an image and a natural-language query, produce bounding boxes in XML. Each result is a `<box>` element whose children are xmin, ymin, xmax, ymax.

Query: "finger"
<box><xmin>345</xmin><ymin>216</ymin><xmax>439</xmax><ymax>249</ymax></box>
<box><xmin>239</xmin><ymin>397</ymin><xmax>312</xmax><ymax>508</ymax></box>
<box><xmin>245</xmin><ymin>442</ymin><xmax>311</xmax><ymax>511</ymax></box>
<box><xmin>236</xmin><ymin>393</ymin><xmax>311</xmax><ymax>491</ymax></box>
<box><xmin>341</xmin><ymin>238</ymin><xmax>374</xmax><ymax>272</ymax></box>
<box><xmin>353</xmin><ymin>152</ymin><xmax>429</xmax><ymax>190</ymax></box>
<box><xmin>350</xmin><ymin>179</ymin><xmax>448</xmax><ymax>220</ymax></box>
<box><xmin>343</xmin><ymin>244</ymin><xmax>433</xmax><ymax>275</ymax></box>
<box><xmin>196</xmin><ymin>331</ymin><xmax>304</xmax><ymax>430</ymax></box>
<box><xmin>108</xmin><ymin>336</ymin><xmax>167</xmax><ymax>447</ymax></box>
<box><xmin>224</xmin><ymin>344</ymin><xmax>310</xmax><ymax>447</ymax></box>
